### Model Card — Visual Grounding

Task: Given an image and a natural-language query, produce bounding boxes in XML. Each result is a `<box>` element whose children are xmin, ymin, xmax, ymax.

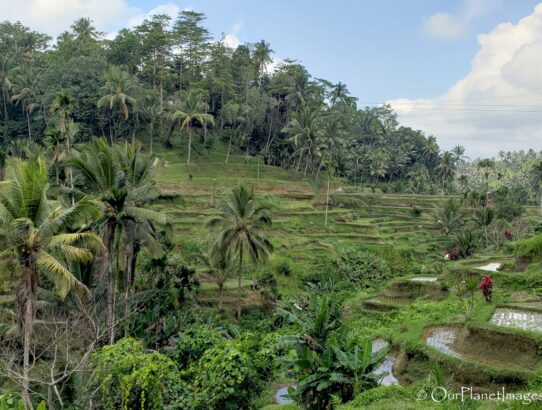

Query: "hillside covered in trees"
<box><xmin>1</xmin><ymin>9</ymin><xmax>542</xmax><ymax>410</ymax></box>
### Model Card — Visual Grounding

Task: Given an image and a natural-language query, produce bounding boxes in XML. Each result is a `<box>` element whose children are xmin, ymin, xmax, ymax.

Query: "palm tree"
<box><xmin>138</xmin><ymin>90</ymin><xmax>162</xmax><ymax>155</ymax></box>
<box><xmin>71</xmin><ymin>17</ymin><xmax>100</xmax><ymax>41</ymax></box>
<box><xmin>282</xmin><ymin>104</ymin><xmax>322</xmax><ymax>175</ymax></box>
<box><xmin>220</xmin><ymin>101</ymin><xmax>246</xmax><ymax>165</ymax></box>
<box><xmin>203</xmin><ymin>245</ymin><xmax>236</xmax><ymax>309</ymax></box>
<box><xmin>0</xmin><ymin>157</ymin><xmax>103</xmax><ymax>408</ymax></box>
<box><xmin>531</xmin><ymin>160</ymin><xmax>542</xmax><ymax>221</ymax></box>
<box><xmin>171</xmin><ymin>91</ymin><xmax>214</xmax><ymax>166</ymax></box>
<box><xmin>0</xmin><ymin>55</ymin><xmax>13</xmax><ymax>123</ymax></box>
<box><xmin>10</xmin><ymin>67</ymin><xmax>39</xmax><ymax>141</ymax></box>
<box><xmin>97</xmin><ymin>66</ymin><xmax>137</xmax><ymax>144</ymax></box>
<box><xmin>253</xmin><ymin>40</ymin><xmax>274</xmax><ymax>82</ymax></box>
<box><xmin>67</xmin><ymin>138</ymin><xmax>165</xmax><ymax>343</ymax></box>
<box><xmin>432</xmin><ymin>198</ymin><xmax>464</xmax><ymax>236</ymax></box>
<box><xmin>206</xmin><ymin>185</ymin><xmax>273</xmax><ymax>319</ymax></box>
<box><xmin>329</xmin><ymin>82</ymin><xmax>350</xmax><ymax>106</ymax></box>
<box><xmin>436</xmin><ymin>151</ymin><xmax>456</xmax><ymax>194</ymax></box>
<box><xmin>451</xmin><ymin>145</ymin><xmax>468</xmax><ymax>164</ymax></box>
<box><xmin>51</xmin><ymin>91</ymin><xmax>77</xmax><ymax>191</ymax></box>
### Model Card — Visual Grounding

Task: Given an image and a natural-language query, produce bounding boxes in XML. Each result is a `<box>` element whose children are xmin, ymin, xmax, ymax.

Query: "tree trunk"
<box><xmin>2</xmin><ymin>87</ymin><xmax>8</xmax><ymax>122</ymax></box>
<box><xmin>187</xmin><ymin>126</ymin><xmax>192</xmax><ymax>166</ymax></box>
<box><xmin>149</xmin><ymin>120</ymin><xmax>154</xmax><ymax>155</ymax></box>
<box><xmin>237</xmin><ymin>247</ymin><xmax>243</xmax><ymax>320</ymax></box>
<box><xmin>225</xmin><ymin>133</ymin><xmax>232</xmax><ymax>165</ymax></box>
<box><xmin>105</xmin><ymin>225</ymin><xmax>116</xmax><ymax>345</ymax></box>
<box><xmin>218</xmin><ymin>283</ymin><xmax>224</xmax><ymax>309</ymax></box>
<box><xmin>25</xmin><ymin>109</ymin><xmax>32</xmax><ymax>142</ymax></box>
<box><xmin>19</xmin><ymin>261</ymin><xmax>36</xmax><ymax>410</ymax></box>
<box><xmin>315</xmin><ymin>154</ymin><xmax>326</xmax><ymax>182</ymax></box>
<box><xmin>123</xmin><ymin>225</ymin><xmax>134</xmax><ymax>337</ymax></box>
<box><xmin>325</xmin><ymin>175</ymin><xmax>330</xmax><ymax>226</ymax></box>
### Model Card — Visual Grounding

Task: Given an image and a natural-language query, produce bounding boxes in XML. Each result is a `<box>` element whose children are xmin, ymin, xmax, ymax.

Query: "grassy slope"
<box><xmin>151</xmin><ymin>144</ymin><xmax>542</xmax><ymax>409</ymax></box>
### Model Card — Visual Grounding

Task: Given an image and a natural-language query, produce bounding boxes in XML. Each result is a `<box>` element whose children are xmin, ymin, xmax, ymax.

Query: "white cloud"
<box><xmin>221</xmin><ymin>19</ymin><xmax>243</xmax><ymax>49</ymax></box>
<box><xmin>424</xmin><ymin>0</ymin><xmax>500</xmax><ymax>39</ymax></box>
<box><xmin>391</xmin><ymin>3</ymin><xmax>542</xmax><ymax>157</ymax></box>
<box><xmin>0</xmin><ymin>0</ymin><xmax>140</xmax><ymax>36</ymax></box>
<box><xmin>222</xmin><ymin>33</ymin><xmax>240</xmax><ymax>49</ymax></box>
<box><xmin>126</xmin><ymin>3</ymin><xmax>181</xmax><ymax>29</ymax></box>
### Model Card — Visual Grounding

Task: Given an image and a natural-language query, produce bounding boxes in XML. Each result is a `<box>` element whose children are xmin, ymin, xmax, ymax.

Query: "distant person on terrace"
<box><xmin>479</xmin><ymin>275</ymin><xmax>493</xmax><ymax>302</ymax></box>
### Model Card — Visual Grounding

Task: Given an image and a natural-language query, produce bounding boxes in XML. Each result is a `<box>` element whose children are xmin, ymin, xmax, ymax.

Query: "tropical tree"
<box><xmin>253</xmin><ymin>40</ymin><xmax>273</xmax><ymax>82</ymax></box>
<box><xmin>10</xmin><ymin>67</ymin><xmax>39</xmax><ymax>141</ymax></box>
<box><xmin>531</xmin><ymin>160</ymin><xmax>542</xmax><ymax>221</ymax></box>
<box><xmin>171</xmin><ymin>91</ymin><xmax>214</xmax><ymax>166</ymax></box>
<box><xmin>0</xmin><ymin>55</ymin><xmax>13</xmax><ymax>122</ymax></box>
<box><xmin>138</xmin><ymin>90</ymin><xmax>162</xmax><ymax>154</ymax></box>
<box><xmin>282</xmin><ymin>104</ymin><xmax>322</xmax><ymax>175</ymax></box>
<box><xmin>436</xmin><ymin>151</ymin><xmax>456</xmax><ymax>194</ymax></box>
<box><xmin>97</xmin><ymin>65</ymin><xmax>137</xmax><ymax>143</ymax></box>
<box><xmin>50</xmin><ymin>91</ymin><xmax>77</xmax><ymax>189</ymax></box>
<box><xmin>0</xmin><ymin>157</ymin><xmax>102</xmax><ymax>408</ymax></box>
<box><xmin>206</xmin><ymin>185</ymin><xmax>273</xmax><ymax>319</ymax></box>
<box><xmin>67</xmin><ymin>138</ymin><xmax>165</xmax><ymax>343</ymax></box>
<box><xmin>203</xmin><ymin>245</ymin><xmax>236</xmax><ymax>309</ymax></box>
<box><xmin>220</xmin><ymin>101</ymin><xmax>246</xmax><ymax>165</ymax></box>
<box><xmin>432</xmin><ymin>198</ymin><xmax>464</xmax><ymax>236</ymax></box>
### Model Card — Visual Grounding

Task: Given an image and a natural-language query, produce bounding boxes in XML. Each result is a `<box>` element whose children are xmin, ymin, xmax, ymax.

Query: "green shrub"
<box><xmin>339</xmin><ymin>385</ymin><xmax>411</xmax><ymax>407</ymax></box>
<box><xmin>335</xmin><ymin>246</ymin><xmax>391</xmax><ymax>287</ymax></box>
<box><xmin>171</xmin><ymin>325</ymin><xmax>225</xmax><ymax>368</ymax></box>
<box><xmin>87</xmin><ymin>338</ymin><xmax>191</xmax><ymax>410</ymax></box>
<box><xmin>273</xmin><ymin>256</ymin><xmax>293</xmax><ymax>276</ymax></box>
<box><xmin>190</xmin><ymin>335</ymin><xmax>272</xmax><ymax>410</ymax></box>
<box><xmin>515</xmin><ymin>233</ymin><xmax>542</xmax><ymax>259</ymax></box>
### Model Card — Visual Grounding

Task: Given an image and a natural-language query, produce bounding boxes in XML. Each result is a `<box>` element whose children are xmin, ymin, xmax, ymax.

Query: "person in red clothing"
<box><xmin>479</xmin><ymin>275</ymin><xmax>493</xmax><ymax>302</ymax></box>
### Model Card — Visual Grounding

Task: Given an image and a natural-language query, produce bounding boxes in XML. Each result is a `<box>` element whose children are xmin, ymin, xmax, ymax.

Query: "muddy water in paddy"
<box><xmin>410</xmin><ymin>277</ymin><xmax>438</xmax><ymax>282</ymax></box>
<box><xmin>423</xmin><ymin>326</ymin><xmax>540</xmax><ymax>371</ymax></box>
<box><xmin>371</xmin><ymin>338</ymin><xmax>398</xmax><ymax>386</ymax></box>
<box><xmin>490</xmin><ymin>308</ymin><xmax>542</xmax><ymax>333</ymax></box>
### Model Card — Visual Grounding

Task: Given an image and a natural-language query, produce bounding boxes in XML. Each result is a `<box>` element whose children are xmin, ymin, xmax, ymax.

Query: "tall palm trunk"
<box><xmin>315</xmin><ymin>153</ymin><xmax>326</xmax><ymax>182</ymax></box>
<box><xmin>218</xmin><ymin>283</ymin><xmax>224</xmax><ymax>309</ymax></box>
<box><xmin>123</xmin><ymin>224</ymin><xmax>134</xmax><ymax>337</ymax></box>
<box><xmin>2</xmin><ymin>88</ymin><xmax>8</xmax><ymax>122</ymax></box>
<box><xmin>225</xmin><ymin>132</ymin><xmax>233</xmax><ymax>165</ymax></box>
<box><xmin>237</xmin><ymin>246</ymin><xmax>243</xmax><ymax>320</ymax></box>
<box><xmin>187</xmin><ymin>126</ymin><xmax>192</xmax><ymax>166</ymax></box>
<box><xmin>149</xmin><ymin>120</ymin><xmax>154</xmax><ymax>155</ymax></box>
<box><xmin>25</xmin><ymin>109</ymin><xmax>32</xmax><ymax>142</ymax></box>
<box><xmin>19</xmin><ymin>257</ymin><xmax>36</xmax><ymax>410</ymax></box>
<box><xmin>104</xmin><ymin>223</ymin><xmax>116</xmax><ymax>344</ymax></box>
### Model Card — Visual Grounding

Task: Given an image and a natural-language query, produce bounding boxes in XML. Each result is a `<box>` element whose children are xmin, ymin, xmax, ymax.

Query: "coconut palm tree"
<box><xmin>10</xmin><ymin>67</ymin><xmax>39</xmax><ymax>141</ymax></box>
<box><xmin>436</xmin><ymin>151</ymin><xmax>456</xmax><ymax>194</ymax></box>
<box><xmin>432</xmin><ymin>198</ymin><xmax>464</xmax><ymax>236</ymax></box>
<box><xmin>329</xmin><ymin>82</ymin><xmax>350</xmax><ymax>106</ymax></box>
<box><xmin>0</xmin><ymin>55</ymin><xmax>13</xmax><ymax>123</ymax></box>
<box><xmin>51</xmin><ymin>91</ymin><xmax>77</xmax><ymax>191</ymax></box>
<box><xmin>0</xmin><ymin>157</ymin><xmax>103</xmax><ymax>408</ymax></box>
<box><xmin>253</xmin><ymin>40</ymin><xmax>274</xmax><ymax>82</ymax></box>
<box><xmin>203</xmin><ymin>245</ymin><xmax>236</xmax><ymax>309</ymax></box>
<box><xmin>138</xmin><ymin>90</ymin><xmax>162</xmax><ymax>155</ymax></box>
<box><xmin>171</xmin><ymin>91</ymin><xmax>214</xmax><ymax>166</ymax></box>
<box><xmin>206</xmin><ymin>185</ymin><xmax>273</xmax><ymax>319</ymax></box>
<box><xmin>67</xmin><ymin>138</ymin><xmax>165</xmax><ymax>343</ymax></box>
<box><xmin>282</xmin><ymin>104</ymin><xmax>322</xmax><ymax>175</ymax></box>
<box><xmin>531</xmin><ymin>160</ymin><xmax>542</xmax><ymax>221</ymax></box>
<box><xmin>220</xmin><ymin>101</ymin><xmax>246</xmax><ymax>165</ymax></box>
<box><xmin>97</xmin><ymin>66</ymin><xmax>137</xmax><ymax>144</ymax></box>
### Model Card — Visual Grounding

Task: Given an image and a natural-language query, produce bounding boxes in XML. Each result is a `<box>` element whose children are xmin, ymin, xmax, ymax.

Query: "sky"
<box><xmin>2</xmin><ymin>0</ymin><xmax>542</xmax><ymax>158</ymax></box>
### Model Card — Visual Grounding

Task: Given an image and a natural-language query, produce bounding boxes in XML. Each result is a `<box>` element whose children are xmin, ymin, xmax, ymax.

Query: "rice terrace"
<box><xmin>2</xmin><ymin>1</ymin><xmax>542</xmax><ymax>409</ymax></box>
